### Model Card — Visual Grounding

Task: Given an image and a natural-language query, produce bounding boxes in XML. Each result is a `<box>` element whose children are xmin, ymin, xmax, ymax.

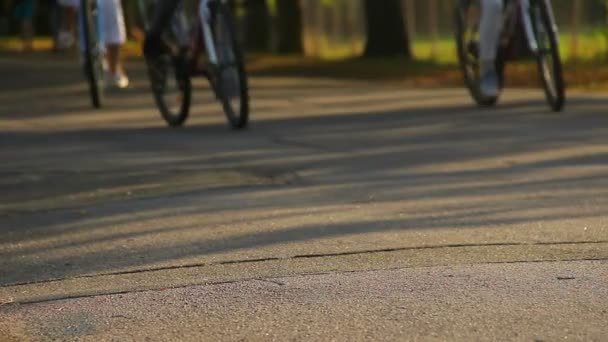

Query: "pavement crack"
<box><xmin>255</xmin><ymin>279</ymin><xmax>287</xmax><ymax>286</ymax></box>
<box><xmin>5</xmin><ymin>257</ymin><xmax>608</xmax><ymax>306</ymax></box>
<box><xmin>288</xmin><ymin>240</ymin><xmax>608</xmax><ymax>260</ymax></box>
<box><xmin>2</xmin><ymin>240</ymin><xmax>606</xmax><ymax>289</ymax></box>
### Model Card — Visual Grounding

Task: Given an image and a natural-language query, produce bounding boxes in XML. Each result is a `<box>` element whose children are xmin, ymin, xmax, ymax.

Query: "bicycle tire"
<box><xmin>532</xmin><ymin>0</ymin><xmax>565</xmax><ymax>112</ymax></box>
<box><xmin>454</xmin><ymin>0</ymin><xmax>504</xmax><ymax>107</ymax></box>
<box><xmin>211</xmin><ymin>3</ymin><xmax>249</xmax><ymax>129</ymax></box>
<box><xmin>147</xmin><ymin>51</ymin><xmax>192</xmax><ymax>127</ymax></box>
<box><xmin>80</xmin><ymin>0</ymin><xmax>104</xmax><ymax>108</ymax></box>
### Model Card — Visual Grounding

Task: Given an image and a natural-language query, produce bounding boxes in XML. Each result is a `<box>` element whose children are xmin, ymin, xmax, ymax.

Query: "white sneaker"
<box><xmin>479</xmin><ymin>60</ymin><xmax>499</xmax><ymax>99</ymax></box>
<box><xmin>105</xmin><ymin>72</ymin><xmax>129</xmax><ymax>89</ymax></box>
<box><xmin>57</xmin><ymin>31</ymin><xmax>75</xmax><ymax>50</ymax></box>
<box><xmin>480</xmin><ymin>70</ymin><xmax>499</xmax><ymax>99</ymax></box>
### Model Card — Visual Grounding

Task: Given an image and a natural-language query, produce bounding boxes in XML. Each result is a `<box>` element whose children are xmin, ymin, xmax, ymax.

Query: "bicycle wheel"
<box><xmin>210</xmin><ymin>2</ymin><xmax>249</xmax><ymax>129</ymax></box>
<box><xmin>147</xmin><ymin>51</ymin><xmax>192</xmax><ymax>127</ymax></box>
<box><xmin>143</xmin><ymin>4</ymin><xmax>192</xmax><ymax>127</ymax></box>
<box><xmin>80</xmin><ymin>0</ymin><xmax>104</xmax><ymax>108</ymax></box>
<box><xmin>531</xmin><ymin>0</ymin><xmax>565</xmax><ymax>112</ymax></box>
<box><xmin>454</xmin><ymin>0</ymin><xmax>504</xmax><ymax>107</ymax></box>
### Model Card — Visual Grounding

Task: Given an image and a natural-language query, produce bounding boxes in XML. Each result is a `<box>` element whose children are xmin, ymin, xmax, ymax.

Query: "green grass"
<box><xmin>4</xmin><ymin>34</ymin><xmax>608</xmax><ymax>90</ymax></box>
<box><xmin>3</xmin><ymin>31</ymin><xmax>607</xmax><ymax>62</ymax></box>
<box><xmin>413</xmin><ymin>32</ymin><xmax>608</xmax><ymax>64</ymax></box>
<box><xmin>299</xmin><ymin>32</ymin><xmax>608</xmax><ymax>65</ymax></box>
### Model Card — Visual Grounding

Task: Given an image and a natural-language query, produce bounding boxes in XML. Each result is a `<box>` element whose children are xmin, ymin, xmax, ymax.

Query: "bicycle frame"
<box><xmin>137</xmin><ymin>0</ymin><xmax>189</xmax><ymax>47</ymax></box>
<box><xmin>506</xmin><ymin>0</ymin><xmax>559</xmax><ymax>54</ymax></box>
<box><xmin>78</xmin><ymin>0</ymin><xmax>104</xmax><ymax>53</ymax></box>
<box><xmin>199</xmin><ymin>0</ymin><xmax>219</xmax><ymax>65</ymax></box>
<box><xmin>138</xmin><ymin>0</ymin><xmax>222</xmax><ymax>66</ymax></box>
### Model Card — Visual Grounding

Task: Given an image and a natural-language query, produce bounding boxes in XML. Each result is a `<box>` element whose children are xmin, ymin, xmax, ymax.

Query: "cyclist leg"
<box><xmin>479</xmin><ymin>0</ymin><xmax>503</xmax><ymax>98</ymax></box>
<box><xmin>199</xmin><ymin>0</ymin><xmax>213</xmax><ymax>21</ymax></box>
<box><xmin>143</xmin><ymin>0</ymin><xmax>181</xmax><ymax>59</ymax></box>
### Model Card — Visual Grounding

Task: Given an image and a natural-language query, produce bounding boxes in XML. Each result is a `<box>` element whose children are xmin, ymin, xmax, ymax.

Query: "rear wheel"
<box><xmin>80</xmin><ymin>0</ymin><xmax>104</xmax><ymax>108</ymax></box>
<box><xmin>455</xmin><ymin>0</ymin><xmax>504</xmax><ymax>107</ymax></box>
<box><xmin>531</xmin><ymin>0</ymin><xmax>565</xmax><ymax>112</ymax></box>
<box><xmin>210</xmin><ymin>2</ymin><xmax>249</xmax><ymax>129</ymax></box>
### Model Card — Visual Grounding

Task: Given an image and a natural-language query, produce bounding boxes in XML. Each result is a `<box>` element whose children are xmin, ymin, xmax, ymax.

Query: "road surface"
<box><xmin>1</xmin><ymin>53</ymin><xmax>607</xmax><ymax>341</ymax></box>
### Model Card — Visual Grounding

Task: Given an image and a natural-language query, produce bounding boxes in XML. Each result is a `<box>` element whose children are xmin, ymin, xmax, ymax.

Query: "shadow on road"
<box><xmin>1</xmin><ymin>53</ymin><xmax>608</xmax><ymax>286</ymax></box>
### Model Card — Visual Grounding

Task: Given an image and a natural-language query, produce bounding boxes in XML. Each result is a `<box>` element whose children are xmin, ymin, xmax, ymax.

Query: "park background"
<box><xmin>1</xmin><ymin>0</ymin><xmax>608</xmax><ymax>89</ymax></box>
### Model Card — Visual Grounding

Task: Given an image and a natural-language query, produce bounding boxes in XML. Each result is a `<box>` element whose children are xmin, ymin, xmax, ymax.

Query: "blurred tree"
<box><xmin>363</xmin><ymin>0</ymin><xmax>412</xmax><ymax>58</ymax></box>
<box><xmin>402</xmin><ymin>0</ymin><xmax>416</xmax><ymax>43</ymax></box>
<box><xmin>246</xmin><ymin>0</ymin><xmax>271</xmax><ymax>51</ymax></box>
<box><xmin>276</xmin><ymin>0</ymin><xmax>303</xmax><ymax>53</ymax></box>
<box><xmin>428</xmin><ymin>0</ymin><xmax>439</xmax><ymax>57</ymax></box>
<box><xmin>570</xmin><ymin>0</ymin><xmax>582</xmax><ymax>58</ymax></box>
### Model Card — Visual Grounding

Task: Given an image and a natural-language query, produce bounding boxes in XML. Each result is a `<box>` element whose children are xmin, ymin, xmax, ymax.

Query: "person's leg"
<box><xmin>63</xmin><ymin>7</ymin><xmax>76</xmax><ymax>33</ymax></box>
<box><xmin>480</xmin><ymin>0</ymin><xmax>503</xmax><ymax>63</ymax></box>
<box><xmin>105</xmin><ymin>44</ymin><xmax>121</xmax><ymax>74</ymax></box>
<box><xmin>143</xmin><ymin>0</ymin><xmax>181</xmax><ymax>58</ymax></box>
<box><xmin>50</xmin><ymin>0</ymin><xmax>61</xmax><ymax>51</ymax></box>
<box><xmin>479</xmin><ymin>0</ymin><xmax>503</xmax><ymax>97</ymax></box>
<box><xmin>21</xmin><ymin>18</ymin><xmax>34</xmax><ymax>51</ymax></box>
<box><xmin>100</xmin><ymin>0</ymin><xmax>128</xmax><ymax>88</ymax></box>
<box><xmin>14</xmin><ymin>0</ymin><xmax>36</xmax><ymax>51</ymax></box>
<box><xmin>56</xmin><ymin>0</ymin><xmax>77</xmax><ymax>49</ymax></box>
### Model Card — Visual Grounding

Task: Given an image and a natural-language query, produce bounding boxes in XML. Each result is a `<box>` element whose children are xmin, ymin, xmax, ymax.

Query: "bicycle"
<box><xmin>79</xmin><ymin>0</ymin><xmax>105</xmax><ymax>108</ymax></box>
<box><xmin>138</xmin><ymin>0</ymin><xmax>249</xmax><ymax>128</ymax></box>
<box><xmin>455</xmin><ymin>0</ymin><xmax>565</xmax><ymax>112</ymax></box>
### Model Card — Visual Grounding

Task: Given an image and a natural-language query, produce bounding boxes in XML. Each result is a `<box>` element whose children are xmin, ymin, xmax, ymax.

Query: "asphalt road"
<box><xmin>1</xmin><ymin>53</ymin><xmax>607</xmax><ymax>341</ymax></box>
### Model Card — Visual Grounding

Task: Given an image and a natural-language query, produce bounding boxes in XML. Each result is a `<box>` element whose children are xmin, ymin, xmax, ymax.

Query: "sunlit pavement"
<box><xmin>1</xmin><ymin>53</ymin><xmax>607</xmax><ymax>340</ymax></box>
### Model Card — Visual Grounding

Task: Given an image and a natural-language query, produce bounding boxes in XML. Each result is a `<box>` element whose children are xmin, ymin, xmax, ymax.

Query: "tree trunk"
<box><xmin>276</xmin><ymin>0</ymin><xmax>303</xmax><ymax>54</ymax></box>
<box><xmin>363</xmin><ymin>0</ymin><xmax>412</xmax><ymax>58</ymax></box>
<box><xmin>245</xmin><ymin>0</ymin><xmax>271</xmax><ymax>52</ymax></box>
<box><xmin>348</xmin><ymin>0</ymin><xmax>361</xmax><ymax>53</ymax></box>
<box><xmin>428</xmin><ymin>0</ymin><xmax>439</xmax><ymax>58</ymax></box>
<box><xmin>570</xmin><ymin>0</ymin><xmax>582</xmax><ymax>59</ymax></box>
<box><xmin>402</xmin><ymin>0</ymin><xmax>416</xmax><ymax>43</ymax></box>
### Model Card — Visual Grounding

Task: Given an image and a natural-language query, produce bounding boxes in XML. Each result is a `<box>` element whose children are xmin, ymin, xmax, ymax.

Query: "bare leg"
<box><xmin>56</xmin><ymin>6</ymin><xmax>76</xmax><ymax>49</ymax></box>
<box><xmin>21</xmin><ymin>19</ymin><xmax>34</xmax><ymax>51</ymax></box>
<box><xmin>104</xmin><ymin>44</ymin><xmax>129</xmax><ymax>89</ymax></box>
<box><xmin>105</xmin><ymin>44</ymin><xmax>122</xmax><ymax>74</ymax></box>
<box><xmin>62</xmin><ymin>6</ymin><xmax>76</xmax><ymax>33</ymax></box>
<box><xmin>99</xmin><ymin>0</ymin><xmax>128</xmax><ymax>88</ymax></box>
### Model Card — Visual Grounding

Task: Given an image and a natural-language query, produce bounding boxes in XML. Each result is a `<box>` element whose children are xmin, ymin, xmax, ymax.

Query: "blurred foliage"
<box><xmin>3</xmin><ymin>0</ymin><xmax>608</xmax><ymax>60</ymax></box>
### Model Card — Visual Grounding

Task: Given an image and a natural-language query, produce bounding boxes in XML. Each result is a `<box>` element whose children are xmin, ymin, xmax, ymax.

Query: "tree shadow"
<box><xmin>2</xmin><ymin>56</ymin><xmax>608</xmax><ymax>286</ymax></box>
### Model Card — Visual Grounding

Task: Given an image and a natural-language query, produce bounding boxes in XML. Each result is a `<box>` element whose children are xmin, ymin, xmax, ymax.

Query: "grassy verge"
<box><xmin>248</xmin><ymin>55</ymin><xmax>608</xmax><ymax>91</ymax></box>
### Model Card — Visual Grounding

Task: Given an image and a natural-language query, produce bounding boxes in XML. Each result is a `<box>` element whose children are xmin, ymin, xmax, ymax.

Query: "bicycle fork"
<box><xmin>199</xmin><ymin>0</ymin><xmax>219</xmax><ymax>65</ymax></box>
<box><xmin>520</xmin><ymin>0</ymin><xmax>560</xmax><ymax>54</ymax></box>
<box><xmin>78</xmin><ymin>0</ymin><xmax>105</xmax><ymax>54</ymax></box>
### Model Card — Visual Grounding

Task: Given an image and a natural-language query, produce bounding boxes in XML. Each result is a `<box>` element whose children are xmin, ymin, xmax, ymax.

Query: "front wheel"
<box><xmin>532</xmin><ymin>0</ymin><xmax>565</xmax><ymax>112</ymax></box>
<box><xmin>210</xmin><ymin>2</ymin><xmax>249</xmax><ymax>129</ymax></box>
<box><xmin>147</xmin><ymin>51</ymin><xmax>192</xmax><ymax>127</ymax></box>
<box><xmin>80</xmin><ymin>0</ymin><xmax>104</xmax><ymax>108</ymax></box>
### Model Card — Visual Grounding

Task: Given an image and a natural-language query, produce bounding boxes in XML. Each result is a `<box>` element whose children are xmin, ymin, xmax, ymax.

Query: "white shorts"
<box><xmin>58</xmin><ymin>0</ymin><xmax>126</xmax><ymax>45</ymax></box>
